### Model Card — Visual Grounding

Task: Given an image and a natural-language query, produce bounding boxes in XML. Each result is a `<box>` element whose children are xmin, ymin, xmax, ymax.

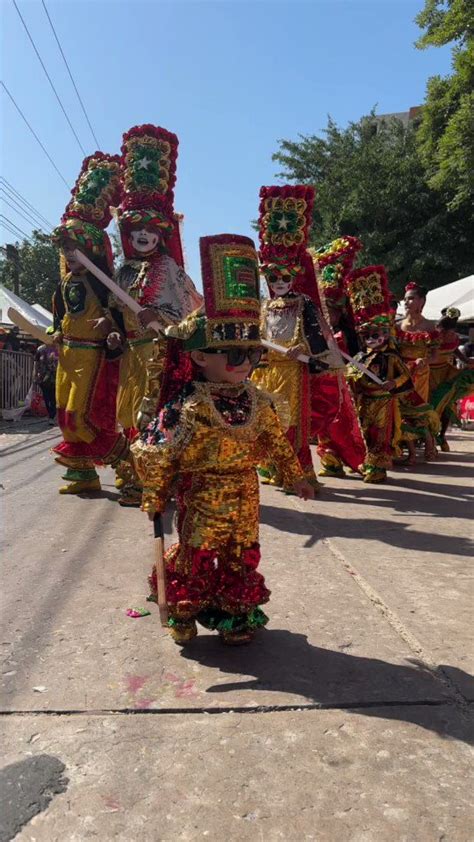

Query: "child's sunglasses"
<box><xmin>203</xmin><ymin>347</ymin><xmax>263</xmax><ymax>367</ymax></box>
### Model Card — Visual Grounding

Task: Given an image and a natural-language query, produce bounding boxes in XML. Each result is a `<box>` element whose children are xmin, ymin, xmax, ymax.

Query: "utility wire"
<box><xmin>41</xmin><ymin>0</ymin><xmax>100</xmax><ymax>148</ymax></box>
<box><xmin>0</xmin><ymin>214</ymin><xmax>32</xmax><ymax>241</ymax></box>
<box><xmin>0</xmin><ymin>194</ymin><xmax>49</xmax><ymax>232</ymax></box>
<box><xmin>1</xmin><ymin>82</ymin><xmax>70</xmax><ymax>189</ymax></box>
<box><xmin>12</xmin><ymin>0</ymin><xmax>87</xmax><ymax>156</ymax></box>
<box><xmin>0</xmin><ymin>177</ymin><xmax>53</xmax><ymax>228</ymax></box>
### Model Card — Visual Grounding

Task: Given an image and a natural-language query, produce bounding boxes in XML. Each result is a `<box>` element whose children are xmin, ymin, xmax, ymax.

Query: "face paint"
<box><xmin>129</xmin><ymin>227</ymin><xmax>160</xmax><ymax>255</ymax></box>
<box><xmin>266</xmin><ymin>272</ymin><xmax>293</xmax><ymax>296</ymax></box>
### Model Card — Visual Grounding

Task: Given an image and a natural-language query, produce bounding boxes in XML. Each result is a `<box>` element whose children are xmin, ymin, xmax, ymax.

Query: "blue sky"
<box><xmin>2</xmin><ymin>0</ymin><xmax>452</xmax><ymax>287</ymax></box>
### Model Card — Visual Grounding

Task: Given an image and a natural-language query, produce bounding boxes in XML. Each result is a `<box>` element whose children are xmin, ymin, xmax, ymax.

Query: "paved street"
<box><xmin>1</xmin><ymin>419</ymin><xmax>473</xmax><ymax>841</ymax></box>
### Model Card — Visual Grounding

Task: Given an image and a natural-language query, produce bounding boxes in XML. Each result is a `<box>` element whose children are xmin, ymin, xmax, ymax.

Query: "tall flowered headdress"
<box><xmin>345</xmin><ymin>265</ymin><xmax>392</xmax><ymax>331</ymax></box>
<box><xmin>52</xmin><ymin>152</ymin><xmax>121</xmax><ymax>272</ymax></box>
<box><xmin>258</xmin><ymin>185</ymin><xmax>314</xmax><ymax>279</ymax></box>
<box><xmin>166</xmin><ymin>234</ymin><xmax>261</xmax><ymax>351</ymax></box>
<box><xmin>117</xmin><ymin>124</ymin><xmax>178</xmax><ymax>256</ymax></box>
<box><xmin>309</xmin><ymin>236</ymin><xmax>362</xmax><ymax>307</ymax></box>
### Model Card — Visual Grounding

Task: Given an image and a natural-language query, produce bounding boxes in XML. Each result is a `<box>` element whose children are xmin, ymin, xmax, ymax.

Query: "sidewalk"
<box><xmin>1</xmin><ymin>428</ymin><xmax>472</xmax><ymax>841</ymax></box>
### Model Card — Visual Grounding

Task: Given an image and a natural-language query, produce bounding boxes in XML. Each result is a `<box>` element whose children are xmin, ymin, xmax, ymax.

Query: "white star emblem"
<box><xmin>278</xmin><ymin>215</ymin><xmax>289</xmax><ymax>230</ymax></box>
<box><xmin>137</xmin><ymin>156</ymin><xmax>152</xmax><ymax>170</ymax></box>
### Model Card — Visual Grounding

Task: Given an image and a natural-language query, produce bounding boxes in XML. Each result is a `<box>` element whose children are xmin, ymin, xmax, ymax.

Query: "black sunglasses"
<box><xmin>203</xmin><ymin>347</ymin><xmax>263</xmax><ymax>367</ymax></box>
<box><xmin>363</xmin><ymin>331</ymin><xmax>388</xmax><ymax>340</ymax></box>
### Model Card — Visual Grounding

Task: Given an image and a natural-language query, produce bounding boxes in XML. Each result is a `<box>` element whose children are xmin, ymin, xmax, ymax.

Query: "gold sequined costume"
<box><xmin>132</xmin><ymin>380</ymin><xmax>303</xmax><ymax>625</ymax></box>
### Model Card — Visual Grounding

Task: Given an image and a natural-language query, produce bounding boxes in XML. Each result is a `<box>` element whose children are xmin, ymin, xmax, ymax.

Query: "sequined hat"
<box><xmin>309</xmin><ymin>236</ymin><xmax>362</xmax><ymax>307</ymax></box>
<box><xmin>117</xmin><ymin>124</ymin><xmax>178</xmax><ymax>244</ymax></box>
<box><xmin>345</xmin><ymin>265</ymin><xmax>392</xmax><ymax>330</ymax></box>
<box><xmin>166</xmin><ymin>234</ymin><xmax>261</xmax><ymax>350</ymax></box>
<box><xmin>51</xmin><ymin>152</ymin><xmax>121</xmax><ymax>270</ymax></box>
<box><xmin>258</xmin><ymin>185</ymin><xmax>314</xmax><ymax>278</ymax></box>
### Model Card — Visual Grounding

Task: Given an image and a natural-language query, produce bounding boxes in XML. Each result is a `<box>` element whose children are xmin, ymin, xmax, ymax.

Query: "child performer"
<box><xmin>51</xmin><ymin>153</ymin><xmax>129</xmax><ymax>494</ymax></box>
<box><xmin>251</xmin><ymin>186</ymin><xmax>332</xmax><ymax>492</ymax></box>
<box><xmin>113</xmin><ymin>124</ymin><xmax>202</xmax><ymax>505</ymax></box>
<box><xmin>344</xmin><ymin>266</ymin><xmax>413</xmax><ymax>483</ymax></box>
<box><xmin>132</xmin><ymin>235</ymin><xmax>314</xmax><ymax>646</ymax></box>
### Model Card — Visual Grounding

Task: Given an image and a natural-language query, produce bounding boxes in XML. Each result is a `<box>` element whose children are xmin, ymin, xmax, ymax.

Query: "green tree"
<box><xmin>415</xmin><ymin>0</ymin><xmax>474</xmax><ymax>209</ymax></box>
<box><xmin>272</xmin><ymin>114</ymin><xmax>472</xmax><ymax>297</ymax></box>
<box><xmin>0</xmin><ymin>230</ymin><xmax>60</xmax><ymax>310</ymax></box>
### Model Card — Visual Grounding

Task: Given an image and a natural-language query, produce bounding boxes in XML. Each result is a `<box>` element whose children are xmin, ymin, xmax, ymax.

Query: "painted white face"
<box><xmin>266</xmin><ymin>272</ymin><xmax>293</xmax><ymax>297</ymax></box>
<box><xmin>362</xmin><ymin>329</ymin><xmax>390</xmax><ymax>350</ymax></box>
<box><xmin>130</xmin><ymin>227</ymin><xmax>160</xmax><ymax>255</ymax></box>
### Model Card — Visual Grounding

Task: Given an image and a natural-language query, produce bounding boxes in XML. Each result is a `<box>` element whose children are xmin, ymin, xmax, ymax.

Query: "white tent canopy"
<box><xmin>424</xmin><ymin>275</ymin><xmax>473</xmax><ymax>322</ymax></box>
<box><xmin>0</xmin><ymin>284</ymin><xmax>53</xmax><ymax>328</ymax></box>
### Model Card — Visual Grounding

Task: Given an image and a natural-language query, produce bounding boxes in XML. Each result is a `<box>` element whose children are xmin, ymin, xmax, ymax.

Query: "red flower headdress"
<box><xmin>345</xmin><ymin>265</ymin><xmax>392</xmax><ymax>330</ymax></box>
<box><xmin>52</xmin><ymin>152</ymin><xmax>122</xmax><ymax>272</ymax></box>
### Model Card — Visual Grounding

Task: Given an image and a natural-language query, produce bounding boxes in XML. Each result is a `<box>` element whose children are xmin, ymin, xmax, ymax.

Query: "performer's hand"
<box><xmin>52</xmin><ymin>331</ymin><xmax>63</xmax><ymax>345</ymax></box>
<box><xmin>107</xmin><ymin>331</ymin><xmax>123</xmax><ymax>350</ymax></box>
<box><xmin>137</xmin><ymin>308</ymin><xmax>159</xmax><ymax>329</ymax></box>
<box><xmin>293</xmin><ymin>479</ymin><xmax>315</xmax><ymax>500</ymax></box>
<box><xmin>382</xmin><ymin>380</ymin><xmax>396</xmax><ymax>391</ymax></box>
<box><xmin>286</xmin><ymin>344</ymin><xmax>306</xmax><ymax>360</ymax></box>
<box><xmin>415</xmin><ymin>357</ymin><xmax>428</xmax><ymax>370</ymax></box>
<box><xmin>88</xmin><ymin>316</ymin><xmax>112</xmax><ymax>334</ymax></box>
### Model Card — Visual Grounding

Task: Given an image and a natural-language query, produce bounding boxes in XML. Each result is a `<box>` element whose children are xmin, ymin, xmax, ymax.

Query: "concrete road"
<box><xmin>1</xmin><ymin>419</ymin><xmax>473</xmax><ymax>841</ymax></box>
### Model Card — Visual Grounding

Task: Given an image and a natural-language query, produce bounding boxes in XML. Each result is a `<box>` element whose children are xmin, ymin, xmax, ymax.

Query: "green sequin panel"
<box><xmin>131</xmin><ymin>144</ymin><xmax>163</xmax><ymax>189</ymax></box>
<box><xmin>223</xmin><ymin>256</ymin><xmax>259</xmax><ymax>300</ymax></box>
<box><xmin>75</xmin><ymin>168</ymin><xmax>111</xmax><ymax>206</ymax></box>
<box><xmin>267</xmin><ymin>209</ymin><xmax>300</xmax><ymax>236</ymax></box>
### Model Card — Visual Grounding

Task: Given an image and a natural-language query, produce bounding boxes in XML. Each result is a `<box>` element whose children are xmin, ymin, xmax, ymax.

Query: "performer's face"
<box><xmin>129</xmin><ymin>226</ymin><xmax>161</xmax><ymax>255</ymax></box>
<box><xmin>404</xmin><ymin>290</ymin><xmax>424</xmax><ymax>315</ymax></box>
<box><xmin>191</xmin><ymin>347</ymin><xmax>261</xmax><ymax>384</ymax></box>
<box><xmin>361</xmin><ymin>328</ymin><xmax>390</xmax><ymax>350</ymax></box>
<box><xmin>266</xmin><ymin>271</ymin><xmax>293</xmax><ymax>297</ymax></box>
<box><xmin>62</xmin><ymin>240</ymin><xmax>86</xmax><ymax>274</ymax></box>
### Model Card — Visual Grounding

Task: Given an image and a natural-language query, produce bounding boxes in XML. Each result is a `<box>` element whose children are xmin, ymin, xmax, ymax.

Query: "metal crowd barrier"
<box><xmin>0</xmin><ymin>349</ymin><xmax>34</xmax><ymax>414</ymax></box>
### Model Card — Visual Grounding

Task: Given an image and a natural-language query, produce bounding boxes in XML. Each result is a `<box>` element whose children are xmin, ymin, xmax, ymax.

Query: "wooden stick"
<box><xmin>261</xmin><ymin>338</ymin><xmax>383</xmax><ymax>385</ymax></box>
<box><xmin>153</xmin><ymin>513</ymin><xmax>168</xmax><ymax>627</ymax></box>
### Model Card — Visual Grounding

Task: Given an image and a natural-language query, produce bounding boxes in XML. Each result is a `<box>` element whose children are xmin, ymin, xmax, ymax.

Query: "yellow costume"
<box><xmin>51</xmin><ymin>152</ymin><xmax>128</xmax><ymax>493</ymax></box>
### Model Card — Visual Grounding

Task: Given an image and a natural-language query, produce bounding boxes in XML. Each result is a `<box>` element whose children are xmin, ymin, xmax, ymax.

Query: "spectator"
<box><xmin>33</xmin><ymin>343</ymin><xmax>58</xmax><ymax>424</ymax></box>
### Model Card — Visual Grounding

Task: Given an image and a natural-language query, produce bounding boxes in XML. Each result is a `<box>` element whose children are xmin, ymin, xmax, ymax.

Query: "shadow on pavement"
<box><xmin>325</xmin><ymin>481</ymin><xmax>472</xmax><ymax>519</ymax></box>
<box><xmin>259</xmin><ymin>503</ymin><xmax>473</xmax><ymax>556</ymax></box>
<box><xmin>181</xmin><ymin>630</ymin><xmax>474</xmax><ymax>744</ymax></box>
<box><xmin>0</xmin><ymin>755</ymin><xmax>68</xmax><ymax>842</ymax></box>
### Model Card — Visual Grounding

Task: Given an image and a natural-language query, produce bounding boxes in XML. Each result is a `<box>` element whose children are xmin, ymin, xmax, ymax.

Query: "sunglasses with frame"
<box><xmin>202</xmin><ymin>347</ymin><xmax>263</xmax><ymax>367</ymax></box>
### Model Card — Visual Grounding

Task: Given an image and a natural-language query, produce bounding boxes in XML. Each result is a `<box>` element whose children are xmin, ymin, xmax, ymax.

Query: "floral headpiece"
<box><xmin>309</xmin><ymin>236</ymin><xmax>362</xmax><ymax>307</ymax></box>
<box><xmin>258</xmin><ymin>185</ymin><xmax>314</xmax><ymax>274</ymax></box>
<box><xmin>52</xmin><ymin>152</ymin><xmax>121</xmax><ymax>271</ymax></box>
<box><xmin>117</xmin><ymin>124</ymin><xmax>178</xmax><ymax>246</ymax></box>
<box><xmin>345</xmin><ymin>265</ymin><xmax>392</xmax><ymax>331</ymax></box>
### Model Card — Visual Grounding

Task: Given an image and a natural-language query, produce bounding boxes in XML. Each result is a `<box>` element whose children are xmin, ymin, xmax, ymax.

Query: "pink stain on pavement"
<box><xmin>125</xmin><ymin>674</ymin><xmax>149</xmax><ymax>695</ymax></box>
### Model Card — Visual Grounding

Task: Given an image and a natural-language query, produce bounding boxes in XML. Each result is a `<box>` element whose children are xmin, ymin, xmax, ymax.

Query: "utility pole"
<box><xmin>1</xmin><ymin>244</ymin><xmax>21</xmax><ymax>295</ymax></box>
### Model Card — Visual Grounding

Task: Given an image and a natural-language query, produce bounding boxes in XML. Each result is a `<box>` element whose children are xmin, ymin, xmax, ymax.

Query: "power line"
<box><xmin>0</xmin><ymin>193</ymin><xmax>49</xmax><ymax>232</ymax></box>
<box><xmin>0</xmin><ymin>178</ymin><xmax>53</xmax><ymax>228</ymax></box>
<box><xmin>0</xmin><ymin>215</ymin><xmax>32</xmax><ymax>241</ymax></box>
<box><xmin>1</xmin><ymin>81</ymin><xmax>70</xmax><ymax>189</ymax></box>
<box><xmin>12</xmin><ymin>0</ymin><xmax>87</xmax><ymax>156</ymax></box>
<box><xmin>41</xmin><ymin>0</ymin><xmax>100</xmax><ymax>149</ymax></box>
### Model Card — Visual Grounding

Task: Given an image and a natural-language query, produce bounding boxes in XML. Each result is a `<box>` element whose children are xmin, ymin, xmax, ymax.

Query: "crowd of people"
<box><xmin>38</xmin><ymin>123</ymin><xmax>473</xmax><ymax>646</ymax></box>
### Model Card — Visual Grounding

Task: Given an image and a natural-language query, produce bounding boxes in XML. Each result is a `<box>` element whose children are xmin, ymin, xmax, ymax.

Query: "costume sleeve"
<box><xmin>301</xmin><ymin>297</ymin><xmax>329</xmax><ymax>357</ymax></box>
<box><xmin>88</xmin><ymin>273</ymin><xmax>109</xmax><ymax>309</ymax></box>
<box><xmin>390</xmin><ymin>356</ymin><xmax>413</xmax><ymax>395</ymax></box>
<box><xmin>258</xmin><ymin>402</ymin><xmax>304</xmax><ymax>488</ymax></box>
<box><xmin>131</xmin><ymin>438</ymin><xmax>179</xmax><ymax>513</ymax></box>
<box><xmin>52</xmin><ymin>283</ymin><xmax>65</xmax><ymax>333</ymax></box>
